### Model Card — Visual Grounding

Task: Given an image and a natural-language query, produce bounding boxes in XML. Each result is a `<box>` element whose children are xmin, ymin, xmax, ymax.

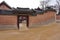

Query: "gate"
<box><xmin>17</xmin><ymin>15</ymin><xmax>29</xmax><ymax>29</ymax></box>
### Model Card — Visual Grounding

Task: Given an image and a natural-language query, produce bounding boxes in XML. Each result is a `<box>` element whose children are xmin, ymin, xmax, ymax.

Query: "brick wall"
<box><xmin>0</xmin><ymin>15</ymin><xmax>17</xmax><ymax>25</ymax></box>
<box><xmin>56</xmin><ymin>15</ymin><xmax>60</xmax><ymax>20</ymax></box>
<box><xmin>0</xmin><ymin>2</ymin><xmax>18</xmax><ymax>30</ymax></box>
<box><xmin>56</xmin><ymin>15</ymin><xmax>60</xmax><ymax>23</ymax></box>
<box><xmin>29</xmin><ymin>11</ymin><xmax>55</xmax><ymax>27</ymax></box>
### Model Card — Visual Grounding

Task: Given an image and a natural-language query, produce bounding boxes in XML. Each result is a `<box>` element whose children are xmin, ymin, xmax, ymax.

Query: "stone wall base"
<box><xmin>56</xmin><ymin>20</ymin><xmax>60</xmax><ymax>23</ymax></box>
<box><xmin>0</xmin><ymin>25</ymin><xmax>18</xmax><ymax>30</ymax></box>
<box><xmin>29</xmin><ymin>18</ymin><xmax>55</xmax><ymax>28</ymax></box>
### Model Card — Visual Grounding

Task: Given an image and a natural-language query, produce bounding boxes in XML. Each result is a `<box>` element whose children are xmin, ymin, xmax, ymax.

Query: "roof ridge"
<box><xmin>0</xmin><ymin>1</ymin><xmax>12</xmax><ymax>9</ymax></box>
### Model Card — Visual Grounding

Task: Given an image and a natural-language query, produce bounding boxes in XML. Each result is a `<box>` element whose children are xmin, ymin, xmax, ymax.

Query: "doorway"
<box><xmin>17</xmin><ymin>15</ymin><xmax>29</xmax><ymax>29</ymax></box>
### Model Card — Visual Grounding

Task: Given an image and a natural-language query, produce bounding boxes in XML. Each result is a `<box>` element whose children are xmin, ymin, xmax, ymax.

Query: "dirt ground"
<box><xmin>0</xmin><ymin>22</ymin><xmax>60</xmax><ymax>40</ymax></box>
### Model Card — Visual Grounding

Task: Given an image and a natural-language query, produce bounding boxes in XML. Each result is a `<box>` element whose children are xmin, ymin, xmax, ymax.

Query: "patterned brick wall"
<box><xmin>29</xmin><ymin>11</ymin><xmax>55</xmax><ymax>27</ymax></box>
<box><xmin>0</xmin><ymin>15</ymin><xmax>17</xmax><ymax>25</ymax></box>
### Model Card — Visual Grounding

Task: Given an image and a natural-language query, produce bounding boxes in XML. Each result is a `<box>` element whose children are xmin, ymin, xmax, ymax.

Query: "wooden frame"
<box><xmin>17</xmin><ymin>15</ymin><xmax>29</xmax><ymax>30</ymax></box>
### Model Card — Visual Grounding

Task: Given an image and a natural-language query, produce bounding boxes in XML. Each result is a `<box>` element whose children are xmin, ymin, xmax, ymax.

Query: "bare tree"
<box><xmin>56</xmin><ymin>0</ymin><xmax>60</xmax><ymax>8</ymax></box>
<box><xmin>40</xmin><ymin>0</ymin><xmax>50</xmax><ymax>10</ymax></box>
<box><xmin>56</xmin><ymin>0</ymin><xmax>60</xmax><ymax>5</ymax></box>
<box><xmin>56</xmin><ymin>0</ymin><xmax>60</xmax><ymax>14</ymax></box>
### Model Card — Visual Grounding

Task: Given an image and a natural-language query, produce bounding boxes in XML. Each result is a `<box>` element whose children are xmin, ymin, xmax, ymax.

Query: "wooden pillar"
<box><xmin>55</xmin><ymin>14</ymin><xmax>56</xmax><ymax>23</ymax></box>
<box><xmin>27</xmin><ymin>15</ymin><xmax>29</xmax><ymax>27</ymax></box>
<box><xmin>17</xmin><ymin>15</ymin><xmax>19</xmax><ymax>30</ymax></box>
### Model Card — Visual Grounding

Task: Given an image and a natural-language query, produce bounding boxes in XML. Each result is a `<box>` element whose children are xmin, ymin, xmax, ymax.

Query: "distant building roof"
<box><xmin>35</xmin><ymin>7</ymin><xmax>43</xmax><ymax>11</ymax></box>
<box><xmin>13</xmin><ymin>8</ymin><xmax>34</xmax><ymax>15</ymax></box>
<box><xmin>17</xmin><ymin>7</ymin><xmax>29</xmax><ymax>9</ymax></box>
<box><xmin>45</xmin><ymin>7</ymin><xmax>56</xmax><ymax>12</ymax></box>
<box><xmin>0</xmin><ymin>1</ymin><xmax>12</xmax><ymax>9</ymax></box>
<box><xmin>0</xmin><ymin>1</ymin><xmax>44</xmax><ymax>15</ymax></box>
<box><xmin>34</xmin><ymin>7</ymin><xmax>44</xmax><ymax>14</ymax></box>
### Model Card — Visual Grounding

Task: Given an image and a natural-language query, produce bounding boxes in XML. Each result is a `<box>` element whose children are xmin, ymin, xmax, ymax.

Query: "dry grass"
<box><xmin>0</xmin><ymin>22</ymin><xmax>60</xmax><ymax>40</ymax></box>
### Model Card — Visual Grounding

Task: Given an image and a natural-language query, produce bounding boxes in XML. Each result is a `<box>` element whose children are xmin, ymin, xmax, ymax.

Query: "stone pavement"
<box><xmin>0</xmin><ymin>22</ymin><xmax>60</xmax><ymax>40</ymax></box>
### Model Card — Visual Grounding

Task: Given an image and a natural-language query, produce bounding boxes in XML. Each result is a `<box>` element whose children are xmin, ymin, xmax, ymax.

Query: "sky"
<box><xmin>0</xmin><ymin>0</ymin><xmax>56</xmax><ymax>9</ymax></box>
<box><xmin>47</xmin><ymin>0</ymin><xmax>56</xmax><ymax>6</ymax></box>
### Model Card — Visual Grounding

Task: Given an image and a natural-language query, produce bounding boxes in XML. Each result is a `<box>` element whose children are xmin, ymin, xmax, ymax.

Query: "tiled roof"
<box><xmin>0</xmin><ymin>10</ymin><xmax>13</xmax><ymax>15</ymax></box>
<box><xmin>0</xmin><ymin>7</ymin><xmax>44</xmax><ymax>16</ymax></box>
<box><xmin>44</xmin><ymin>7</ymin><xmax>56</xmax><ymax>12</ymax></box>
<box><xmin>0</xmin><ymin>1</ymin><xmax>12</xmax><ymax>9</ymax></box>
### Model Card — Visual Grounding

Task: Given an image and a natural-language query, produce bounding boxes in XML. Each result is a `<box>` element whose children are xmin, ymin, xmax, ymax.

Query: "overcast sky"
<box><xmin>0</xmin><ymin>0</ymin><xmax>56</xmax><ymax>9</ymax></box>
<box><xmin>48</xmin><ymin>0</ymin><xmax>56</xmax><ymax>6</ymax></box>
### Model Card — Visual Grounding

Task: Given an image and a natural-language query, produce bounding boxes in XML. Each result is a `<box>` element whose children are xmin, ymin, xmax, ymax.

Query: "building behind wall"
<box><xmin>0</xmin><ymin>1</ymin><xmax>18</xmax><ymax>30</ymax></box>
